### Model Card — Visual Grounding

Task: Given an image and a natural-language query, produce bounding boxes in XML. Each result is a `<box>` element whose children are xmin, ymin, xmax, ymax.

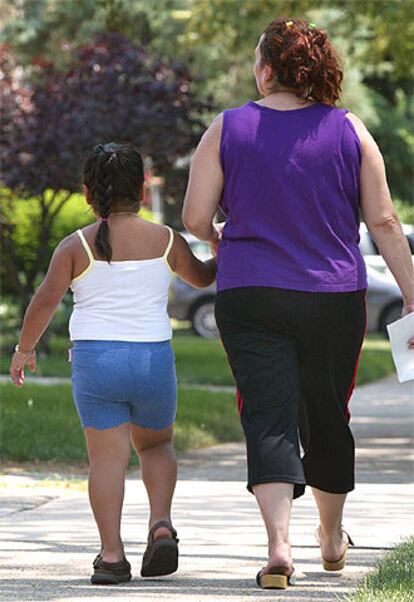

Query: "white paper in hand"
<box><xmin>387</xmin><ymin>312</ymin><xmax>414</xmax><ymax>383</ymax></box>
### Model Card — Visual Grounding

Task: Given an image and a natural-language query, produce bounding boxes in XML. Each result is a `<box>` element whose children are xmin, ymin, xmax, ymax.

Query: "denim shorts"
<box><xmin>70</xmin><ymin>340</ymin><xmax>177</xmax><ymax>431</ymax></box>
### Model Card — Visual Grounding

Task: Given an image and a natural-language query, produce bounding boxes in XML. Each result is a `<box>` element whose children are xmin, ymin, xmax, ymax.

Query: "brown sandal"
<box><xmin>256</xmin><ymin>566</ymin><xmax>296</xmax><ymax>589</ymax></box>
<box><xmin>91</xmin><ymin>553</ymin><xmax>132</xmax><ymax>585</ymax></box>
<box><xmin>141</xmin><ymin>521</ymin><xmax>179</xmax><ymax>577</ymax></box>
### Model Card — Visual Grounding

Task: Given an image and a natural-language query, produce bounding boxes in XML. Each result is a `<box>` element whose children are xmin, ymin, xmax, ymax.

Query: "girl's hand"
<box><xmin>209</xmin><ymin>222</ymin><xmax>225</xmax><ymax>256</ymax></box>
<box><xmin>10</xmin><ymin>349</ymin><xmax>37</xmax><ymax>387</ymax></box>
<box><xmin>209</xmin><ymin>236</ymin><xmax>219</xmax><ymax>257</ymax></box>
<box><xmin>214</xmin><ymin>222</ymin><xmax>225</xmax><ymax>239</ymax></box>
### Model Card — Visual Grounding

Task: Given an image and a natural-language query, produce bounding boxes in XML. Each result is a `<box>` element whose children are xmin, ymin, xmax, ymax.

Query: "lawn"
<box><xmin>346</xmin><ymin>539</ymin><xmax>414</xmax><ymax>602</ymax></box>
<box><xmin>0</xmin><ymin>333</ymin><xmax>234</xmax><ymax>383</ymax></box>
<box><xmin>0</xmin><ymin>331</ymin><xmax>395</xmax><ymax>465</ymax></box>
<box><xmin>0</xmin><ymin>333</ymin><xmax>395</xmax><ymax>387</ymax></box>
<box><xmin>0</xmin><ymin>383</ymin><xmax>242</xmax><ymax>464</ymax></box>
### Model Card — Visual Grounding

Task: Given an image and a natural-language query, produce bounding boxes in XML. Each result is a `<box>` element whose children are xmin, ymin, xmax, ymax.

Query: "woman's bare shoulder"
<box><xmin>345</xmin><ymin>112</ymin><xmax>371</xmax><ymax>145</ymax></box>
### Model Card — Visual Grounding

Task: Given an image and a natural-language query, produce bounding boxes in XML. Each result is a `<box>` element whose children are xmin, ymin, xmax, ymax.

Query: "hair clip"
<box><xmin>285</xmin><ymin>20</ymin><xmax>294</xmax><ymax>28</ymax></box>
<box><xmin>308</xmin><ymin>22</ymin><xmax>317</xmax><ymax>29</ymax></box>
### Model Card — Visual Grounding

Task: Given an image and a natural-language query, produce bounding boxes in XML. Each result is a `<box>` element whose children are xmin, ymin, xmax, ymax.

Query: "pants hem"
<box><xmin>247</xmin><ymin>476</ymin><xmax>306</xmax><ymax>496</ymax></box>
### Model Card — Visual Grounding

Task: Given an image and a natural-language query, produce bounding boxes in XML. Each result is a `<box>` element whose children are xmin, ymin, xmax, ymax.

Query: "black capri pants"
<box><xmin>215</xmin><ymin>287</ymin><xmax>366</xmax><ymax>499</ymax></box>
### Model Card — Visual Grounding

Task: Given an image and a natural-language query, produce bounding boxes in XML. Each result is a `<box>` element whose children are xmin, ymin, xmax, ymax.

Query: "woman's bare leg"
<box><xmin>253</xmin><ymin>482</ymin><xmax>294</xmax><ymax>570</ymax></box>
<box><xmin>84</xmin><ymin>423</ymin><xmax>131</xmax><ymax>562</ymax></box>
<box><xmin>312</xmin><ymin>487</ymin><xmax>348</xmax><ymax>561</ymax></box>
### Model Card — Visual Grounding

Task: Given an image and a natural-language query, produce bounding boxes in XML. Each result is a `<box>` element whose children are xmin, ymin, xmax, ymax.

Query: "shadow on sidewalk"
<box><xmin>0</xmin><ymin>547</ymin><xmax>385</xmax><ymax>601</ymax></box>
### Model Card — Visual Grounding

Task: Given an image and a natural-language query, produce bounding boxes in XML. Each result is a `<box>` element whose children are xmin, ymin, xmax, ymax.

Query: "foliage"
<box><xmin>0</xmin><ymin>189</ymin><xmax>154</xmax><ymax>299</ymax></box>
<box><xmin>184</xmin><ymin>0</ymin><xmax>414</xmax><ymax>79</ymax></box>
<box><xmin>395</xmin><ymin>200</ymin><xmax>414</xmax><ymax>225</ymax></box>
<box><xmin>0</xmin><ymin>191</ymin><xmax>92</xmax><ymax>300</ymax></box>
<box><xmin>346</xmin><ymin>538</ymin><xmax>414</xmax><ymax>602</ymax></box>
<box><xmin>182</xmin><ymin>1</ymin><xmax>414</xmax><ymax>205</ymax></box>
<box><xmin>0</xmin><ymin>0</ymin><xmax>154</xmax><ymax>69</ymax></box>
<box><xmin>367</xmin><ymin>90</ymin><xmax>414</xmax><ymax>204</ymax></box>
<box><xmin>1</xmin><ymin>1</ymin><xmax>413</xmax><ymax>205</ymax></box>
<box><xmin>1</xmin><ymin>0</ymin><xmax>413</xmax><ymax>307</ymax></box>
<box><xmin>0</xmin><ymin>383</ymin><xmax>242</xmax><ymax>462</ymax></box>
<box><xmin>0</xmin><ymin>32</ymin><xmax>210</xmax><ymax>309</ymax></box>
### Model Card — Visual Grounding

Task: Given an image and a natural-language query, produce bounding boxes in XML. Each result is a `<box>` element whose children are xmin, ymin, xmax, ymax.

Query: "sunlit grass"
<box><xmin>346</xmin><ymin>539</ymin><xmax>414</xmax><ymax>602</ymax></box>
<box><xmin>0</xmin><ymin>383</ymin><xmax>241</xmax><ymax>464</ymax></box>
<box><xmin>0</xmin><ymin>333</ymin><xmax>394</xmax><ymax>386</ymax></box>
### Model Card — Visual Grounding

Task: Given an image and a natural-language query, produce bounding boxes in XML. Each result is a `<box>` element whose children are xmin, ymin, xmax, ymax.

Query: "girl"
<box><xmin>10</xmin><ymin>142</ymin><xmax>216</xmax><ymax>585</ymax></box>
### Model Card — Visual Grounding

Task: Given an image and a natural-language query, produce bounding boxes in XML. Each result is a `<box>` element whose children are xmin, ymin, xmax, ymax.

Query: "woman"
<box><xmin>182</xmin><ymin>18</ymin><xmax>414</xmax><ymax>590</ymax></box>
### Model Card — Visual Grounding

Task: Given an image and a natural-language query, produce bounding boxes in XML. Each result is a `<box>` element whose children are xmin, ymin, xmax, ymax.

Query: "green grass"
<box><xmin>173</xmin><ymin>336</ymin><xmax>233</xmax><ymax>385</ymax></box>
<box><xmin>0</xmin><ymin>334</ymin><xmax>394</xmax><ymax>386</ymax></box>
<box><xmin>0</xmin><ymin>383</ymin><xmax>242</xmax><ymax>463</ymax></box>
<box><xmin>0</xmin><ymin>333</ymin><xmax>396</xmax><ymax>465</ymax></box>
<box><xmin>356</xmin><ymin>336</ymin><xmax>395</xmax><ymax>386</ymax></box>
<box><xmin>346</xmin><ymin>539</ymin><xmax>414</xmax><ymax>602</ymax></box>
<box><xmin>0</xmin><ymin>333</ymin><xmax>234</xmax><ymax>383</ymax></box>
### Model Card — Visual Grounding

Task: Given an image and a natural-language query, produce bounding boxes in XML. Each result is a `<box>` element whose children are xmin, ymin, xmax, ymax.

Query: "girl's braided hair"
<box><xmin>83</xmin><ymin>143</ymin><xmax>144</xmax><ymax>262</ymax></box>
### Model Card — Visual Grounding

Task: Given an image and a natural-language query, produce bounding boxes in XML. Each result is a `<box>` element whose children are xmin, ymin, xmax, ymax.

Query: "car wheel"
<box><xmin>191</xmin><ymin>299</ymin><xmax>219</xmax><ymax>339</ymax></box>
<box><xmin>379</xmin><ymin>301</ymin><xmax>403</xmax><ymax>335</ymax></box>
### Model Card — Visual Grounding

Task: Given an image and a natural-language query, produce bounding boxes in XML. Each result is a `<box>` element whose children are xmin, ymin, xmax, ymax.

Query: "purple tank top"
<box><xmin>217</xmin><ymin>101</ymin><xmax>367</xmax><ymax>293</ymax></box>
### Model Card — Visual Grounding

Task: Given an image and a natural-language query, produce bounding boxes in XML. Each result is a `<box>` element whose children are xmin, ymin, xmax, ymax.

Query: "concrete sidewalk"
<box><xmin>0</xmin><ymin>375</ymin><xmax>413</xmax><ymax>601</ymax></box>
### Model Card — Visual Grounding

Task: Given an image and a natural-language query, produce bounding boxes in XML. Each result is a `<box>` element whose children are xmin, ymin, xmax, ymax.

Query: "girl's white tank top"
<box><xmin>69</xmin><ymin>227</ymin><xmax>174</xmax><ymax>342</ymax></box>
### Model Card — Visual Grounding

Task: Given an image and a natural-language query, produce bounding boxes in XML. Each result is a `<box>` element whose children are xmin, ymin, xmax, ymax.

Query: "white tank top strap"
<box><xmin>71</xmin><ymin>229</ymin><xmax>95</xmax><ymax>284</ymax></box>
<box><xmin>76</xmin><ymin>229</ymin><xmax>95</xmax><ymax>264</ymax></box>
<box><xmin>163</xmin><ymin>226</ymin><xmax>174</xmax><ymax>259</ymax></box>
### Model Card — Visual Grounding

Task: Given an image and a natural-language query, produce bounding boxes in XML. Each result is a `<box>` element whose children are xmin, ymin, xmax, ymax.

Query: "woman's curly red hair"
<box><xmin>260</xmin><ymin>18</ymin><xmax>343</xmax><ymax>105</ymax></box>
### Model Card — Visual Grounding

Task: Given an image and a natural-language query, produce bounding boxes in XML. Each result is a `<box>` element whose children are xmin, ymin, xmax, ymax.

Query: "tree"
<box><xmin>2</xmin><ymin>0</ymin><xmax>413</xmax><ymax>204</ymax></box>
<box><xmin>0</xmin><ymin>0</ymin><xmax>169</xmax><ymax>69</ymax></box>
<box><xmin>181</xmin><ymin>0</ymin><xmax>414</xmax><ymax>204</ymax></box>
<box><xmin>0</xmin><ymin>32</ymin><xmax>210</xmax><ymax>311</ymax></box>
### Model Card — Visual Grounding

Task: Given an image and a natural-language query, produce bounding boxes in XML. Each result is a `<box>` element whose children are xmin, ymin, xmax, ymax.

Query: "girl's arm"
<box><xmin>168</xmin><ymin>232</ymin><xmax>216</xmax><ymax>288</ymax></box>
<box><xmin>182</xmin><ymin>114</ymin><xmax>224</xmax><ymax>241</ymax></box>
<box><xmin>10</xmin><ymin>236</ymin><xmax>74</xmax><ymax>386</ymax></box>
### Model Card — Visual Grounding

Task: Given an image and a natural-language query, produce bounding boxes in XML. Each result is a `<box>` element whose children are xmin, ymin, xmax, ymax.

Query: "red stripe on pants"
<box><xmin>236</xmin><ymin>389</ymin><xmax>243</xmax><ymax>414</ymax></box>
<box><xmin>345</xmin><ymin>293</ymin><xmax>367</xmax><ymax>420</ymax></box>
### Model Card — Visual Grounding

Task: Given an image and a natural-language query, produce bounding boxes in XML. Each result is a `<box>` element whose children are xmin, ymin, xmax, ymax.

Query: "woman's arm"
<box><xmin>10</xmin><ymin>236</ymin><xmax>74</xmax><ymax>385</ymax></box>
<box><xmin>182</xmin><ymin>114</ymin><xmax>224</xmax><ymax>241</ymax></box>
<box><xmin>346</xmin><ymin>113</ymin><xmax>414</xmax><ymax>314</ymax></box>
<box><xmin>167</xmin><ymin>232</ymin><xmax>216</xmax><ymax>288</ymax></box>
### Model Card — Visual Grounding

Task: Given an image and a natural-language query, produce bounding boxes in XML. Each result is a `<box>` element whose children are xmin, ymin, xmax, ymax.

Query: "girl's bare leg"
<box><xmin>131</xmin><ymin>424</ymin><xmax>177</xmax><ymax>540</ymax></box>
<box><xmin>84</xmin><ymin>423</ymin><xmax>131</xmax><ymax>562</ymax></box>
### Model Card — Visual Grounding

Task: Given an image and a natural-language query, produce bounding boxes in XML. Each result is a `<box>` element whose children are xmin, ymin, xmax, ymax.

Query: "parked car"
<box><xmin>359</xmin><ymin>222</ymin><xmax>414</xmax><ymax>275</ymax></box>
<box><xmin>365</xmin><ymin>266</ymin><xmax>403</xmax><ymax>333</ymax></box>
<box><xmin>168</xmin><ymin>234</ymin><xmax>217</xmax><ymax>338</ymax></box>
<box><xmin>168</xmin><ymin>228</ymin><xmax>410</xmax><ymax>338</ymax></box>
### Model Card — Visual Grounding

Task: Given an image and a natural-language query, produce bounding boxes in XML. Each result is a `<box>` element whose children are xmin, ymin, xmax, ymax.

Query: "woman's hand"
<box><xmin>402</xmin><ymin>302</ymin><xmax>414</xmax><ymax>350</ymax></box>
<box><xmin>402</xmin><ymin>302</ymin><xmax>414</xmax><ymax>317</ymax></box>
<box><xmin>10</xmin><ymin>349</ymin><xmax>37</xmax><ymax>386</ymax></box>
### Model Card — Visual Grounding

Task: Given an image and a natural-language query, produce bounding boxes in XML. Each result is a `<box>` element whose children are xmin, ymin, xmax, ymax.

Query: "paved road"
<box><xmin>0</xmin><ymin>375</ymin><xmax>413</xmax><ymax>601</ymax></box>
